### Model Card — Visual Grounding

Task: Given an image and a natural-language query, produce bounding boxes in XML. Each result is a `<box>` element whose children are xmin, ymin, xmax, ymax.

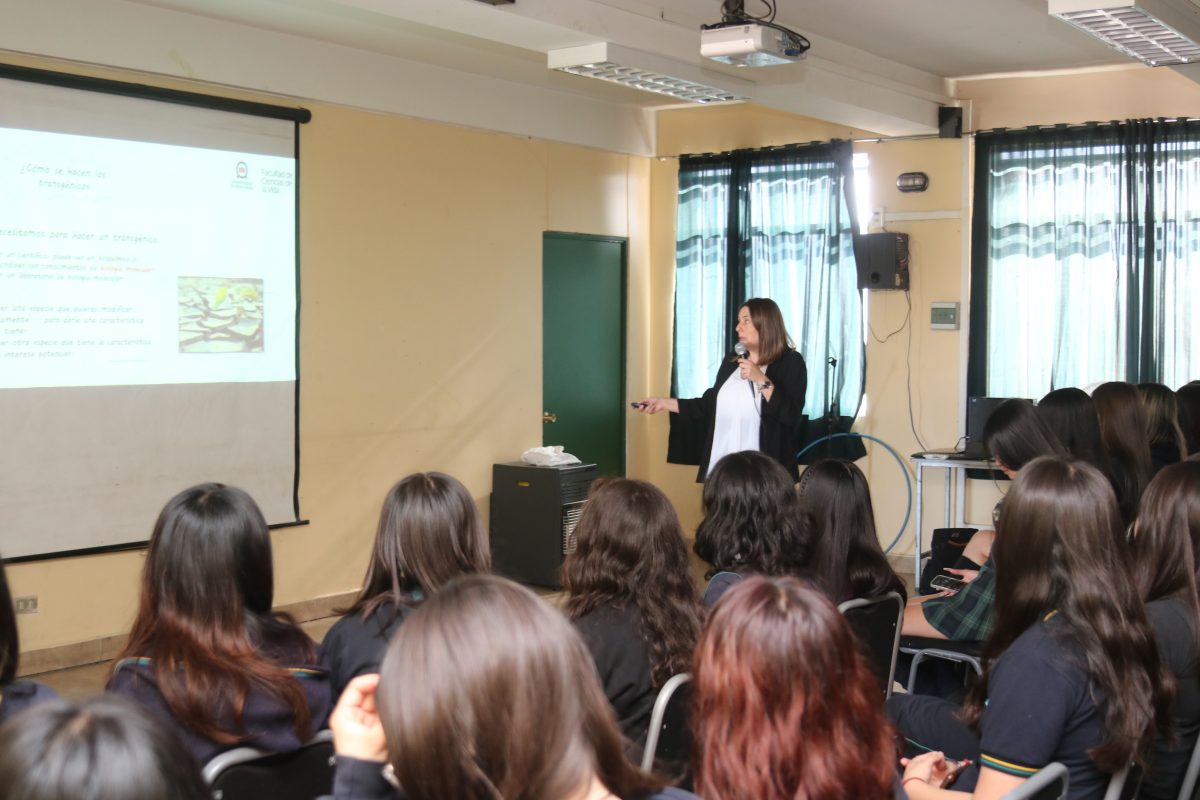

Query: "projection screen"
<box><xmin>0</xmin><ymin>68</ymin><xmax>307</xmax><ymax>559</ymax></box>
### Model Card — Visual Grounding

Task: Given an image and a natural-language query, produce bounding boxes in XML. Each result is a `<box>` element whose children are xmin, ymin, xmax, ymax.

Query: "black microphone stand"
<box><xmin>824</xmin><ymin>355</ymin><xmax>839</xmax><ymax>459</ymax></box>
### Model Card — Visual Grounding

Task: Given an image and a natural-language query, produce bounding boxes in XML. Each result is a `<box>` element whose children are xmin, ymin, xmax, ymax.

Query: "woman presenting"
<box><xmin>639</xmin><ymin>297</ymin><xmax>807</xmax><ymax>482</ymax></box>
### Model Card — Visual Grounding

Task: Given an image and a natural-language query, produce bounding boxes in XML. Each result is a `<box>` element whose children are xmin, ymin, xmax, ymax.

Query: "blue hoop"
<box><xmin>796</xmin><ymin>433</ymin><xmax>912</xmax><ymax>554</ymax></box>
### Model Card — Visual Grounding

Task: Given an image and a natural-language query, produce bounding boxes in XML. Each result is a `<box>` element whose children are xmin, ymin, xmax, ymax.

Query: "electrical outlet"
<box><xmin>14</xmin><ymin>595</ymin><xmax>37</xmax><ymax>614</ymax></box>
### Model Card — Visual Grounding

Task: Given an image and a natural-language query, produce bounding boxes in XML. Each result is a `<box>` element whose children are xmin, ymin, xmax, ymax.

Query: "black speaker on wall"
<box><xmin>853</xmin><ymin>232</ymin><xmax>910</xmax><ymax>291</ymax></box>
<box><xmin>938</xmin><ymin>107</ymin><xmax>963</xmax><ymax>139</ymax></box>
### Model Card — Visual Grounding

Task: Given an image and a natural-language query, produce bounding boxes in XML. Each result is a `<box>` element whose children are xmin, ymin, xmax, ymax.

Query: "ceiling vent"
<box><xmin>1050</xmin><ymin>0</ymin><xmax>1200</xmax><ymax>66</ymax></box>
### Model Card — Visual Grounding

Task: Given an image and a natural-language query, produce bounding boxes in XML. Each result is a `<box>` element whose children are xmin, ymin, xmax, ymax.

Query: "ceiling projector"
<box><xmin>701</xmin><ymin>23</ymin><xmax>807</xmax><ymax>67</ymax></box>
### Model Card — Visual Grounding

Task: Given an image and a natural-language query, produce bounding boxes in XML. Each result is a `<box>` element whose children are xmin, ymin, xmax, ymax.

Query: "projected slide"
<box><xmin>0</xmin><ymin>127</ymin><xmax>296</xmax><ymax>389</ymax></box>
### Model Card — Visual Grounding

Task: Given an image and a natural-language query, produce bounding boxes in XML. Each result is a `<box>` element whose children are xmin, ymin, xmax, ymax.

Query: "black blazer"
<box><xmin>667</xmin><ymin>349</ymin><xmax>807</xmax><ymax>482</ymax></box>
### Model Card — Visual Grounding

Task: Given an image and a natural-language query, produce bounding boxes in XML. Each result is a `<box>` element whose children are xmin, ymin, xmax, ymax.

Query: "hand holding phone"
<box><xmin>931</xmin><ymin>574</ymin><xmax>967</xmax><ymax>593</ymax></box>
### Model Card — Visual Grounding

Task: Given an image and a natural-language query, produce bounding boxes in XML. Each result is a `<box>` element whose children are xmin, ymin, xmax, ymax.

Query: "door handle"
<box><xmin>542</xmin><ymin>412</ymin><xmax>557</xmax><ymax>424</ymax></box>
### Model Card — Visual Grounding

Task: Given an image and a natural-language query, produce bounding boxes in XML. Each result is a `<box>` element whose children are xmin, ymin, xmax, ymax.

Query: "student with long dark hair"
<box><xmin>321</xmin><ymin>472</ymin><xmax>490</xmax><ymax>700</ymax></box>
<box><xmin>693</xmin><ymin>576</ymin><xmax>899</xmax><ymax>800</ymax></box>
<box><xmin>1093</xmin><ymin>380</ymin><xmax>1154</xmax><ymax>524</ymax></box>
<box><xmin>1178</xmin><ymin>382</ymin><xmax>1200</xmax><ymax>455</ymax></box>
<box><xmin>561</xmin><ymin>479</ymin><xmax>703</xmax><ymax>747</ymax></box>
<box><xmin>902</xmin><ymin>400</ymin><xmax>1066</xmax><ymax>643</ymax></box>
<box><xmin>107</xmin><ymin>483</ymin><xmax>330</xmax><ymax>764</ymax></box>
<box><xmin>637</xmin><ymin>297</ymin><xmax>808</xmax><ymax>482</ymax></box>
<box><xmin>896</xmin><ymin>458</ymin><xmax>1172</xmax><ymax>799</ymax></box>
<box><xmin>0</xmin><ymin>554</ymin><xmax>57</xmax><ymax>723</ymax></box>
<box><xmin>692</xmin><ymin>450</ymin><xmax>808</xmax><ymax>606</ymax></box>
<box><xmin>321</xmin><ymin>575</ymin><xmax>698</xmax><ymax>800</ymax></box>
<box><xmin>795</xmin><ymin>458</ymin><xmax>905</xmax><ymax>603</ymax></box>
<box><xmin>1129</xmin><ymin>459</ymin><xmax>1200</xmax><ymax>800</ymax></box>
<box><xmin>0</xmin><ymin>695</ymin><xmax>210</xmax><ymax>800</ymax></box>
<box><xmin>1036</xmin><ymin>388</ymin><xmax>1111</xmax><ymax>475</ymax></box>
<box><xmin>1139</xmin><ymin>382</ymin><xmax>1189</xmax><ymax>472</ymax></box>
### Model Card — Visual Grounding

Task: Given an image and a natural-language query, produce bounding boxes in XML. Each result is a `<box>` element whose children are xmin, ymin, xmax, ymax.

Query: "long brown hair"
<box><xmin>742</xmin><ymin>297</ymin><xmax>793</xmax><ymax>366</ymax></box>
<box><xmin>1093</xmin><ymin>381</ymin><xmax>1153</xmax><ymax>522</ymax></box>
<box><xmin>342</xmin><ymin>472</ymin><xmax>490</xmax><ymax>621</ymax></box>
<box><xmin>562</xmin><ymin>479</ymin><xmax>703</xmax><ymax>687</ymax></box>
<box><xmin>376</xmin><ymin>575</ymin><xmax>663</xmax><ymax>800</ymax></box>
<box><xmin>1131</xmin><ymin>460</ymin><xmax>1200</xmax><ymax>667</ymax></box>
<box><xmin>795</xmin><ymin>459</ymin><xmax>903</xmax><ymax>603</ymax></box>
<box><xmin>964</xmin><ymin>458</ymin><xmax>1172</xmax><ymax>772</ymax></box>
<box><xmin>693</xmin><ymin>577</ymin><xmax>896</xmax><ymax>800</ymax></box>
<box><xmin>116</xmin><ymin>484</ymin><xmax>314</xmax><ymax>744</ymax></box>
<box><xmin>1139</xmin><ymin>382</ymin><xmax>1189</xmax><ymax>457</ymax></box>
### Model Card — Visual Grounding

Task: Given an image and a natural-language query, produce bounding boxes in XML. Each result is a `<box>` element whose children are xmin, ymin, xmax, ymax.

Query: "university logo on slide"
<box><xmin>236</xmin><ymin>161</ymin><xmax>249</xmax><ymax>179</ymax></box>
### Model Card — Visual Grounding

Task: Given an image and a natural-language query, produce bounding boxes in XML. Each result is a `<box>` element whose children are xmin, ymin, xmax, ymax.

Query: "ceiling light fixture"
<box><xmin>549</xmin><ymin>43</ymin><xmax>750</xmax><ymax>104</ymax></box>
<box><xmin>1050</xmin><ymin>0</ymin><xmax>1200</xmax><ymax>66</ymax></box>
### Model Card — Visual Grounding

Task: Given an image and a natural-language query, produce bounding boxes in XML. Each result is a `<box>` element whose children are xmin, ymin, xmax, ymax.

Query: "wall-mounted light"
<box><xmin>896</xmin><ymin>172</ymin><xmax>929</xmax><ymax>193</ymax></box>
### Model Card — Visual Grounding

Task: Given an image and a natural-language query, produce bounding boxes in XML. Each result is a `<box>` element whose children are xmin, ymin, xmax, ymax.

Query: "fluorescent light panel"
<box><xmin>549</xmin><ymin>43</ymin><xmax>749</xmax><ymax>105</ymax></box>
<box><xmin>1052</xmin><ymin>4</ymin><xmax>1200</xmax><ymax>65</ymax></box>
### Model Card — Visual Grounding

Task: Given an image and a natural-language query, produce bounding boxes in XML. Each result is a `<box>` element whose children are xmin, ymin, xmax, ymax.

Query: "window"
<box><xmin>968</xmin><ymin>121</ymin><xmax>1200</xmax><ymax>397</ymax></box>
<box><xmin>673</xmin><ymin>141</ymin><xmax>863</xmax><ymax>430</ymax></box>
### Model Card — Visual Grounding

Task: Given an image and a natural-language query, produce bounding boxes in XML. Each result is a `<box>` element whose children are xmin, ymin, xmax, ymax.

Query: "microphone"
<box><xmin>734</xmin><ymin>342</ymin><xmax>756</xmax><ymax>399</ymax></box>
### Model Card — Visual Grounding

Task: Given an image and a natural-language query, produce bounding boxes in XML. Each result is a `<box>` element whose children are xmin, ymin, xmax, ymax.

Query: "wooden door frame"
<box><xmin>543</xmin><ymin>231</ymin><xmax>628</xmax><ymax>476</ymax></box>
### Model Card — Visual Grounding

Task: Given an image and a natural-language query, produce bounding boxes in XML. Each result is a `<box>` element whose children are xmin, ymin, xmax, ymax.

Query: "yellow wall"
<box><xmin>958</xmin><ymin>65</ymin><xmax>1200</xmax><ymax>130</ymax></box>
<box><xmin>5</xmin><ymin>53</ymin><xmax>651</xmax><ymax>652</ymax></box>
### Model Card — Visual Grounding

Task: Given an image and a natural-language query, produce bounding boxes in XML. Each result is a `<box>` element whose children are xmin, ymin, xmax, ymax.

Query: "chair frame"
<box><xmin>640</xmin><ymin>672</ymin><xmax>693</xmax><ymax>772</ymax></box>
<box><xmin>838</xmin><ymin>591</ymin><xmax>904</xmax><ymax>698</ymax></box>
<box><xmin>999</xmin><ymin>761</ymin><xmax>1068</xmax><ymax>800</ymax></box>
<box><xmin>899</xmin><ymin>637</ymin><xmax>984</xmax><ymax>693</ymax></box>
<box><xmin>1177</xmin><ymin>730</ymin><xmax>1200</xmax><ymax>800</ymax></box>
<box><xmin>202</xmin><ymin>729</ymin><xmax>335</xmax><ymax>798</ymax></box>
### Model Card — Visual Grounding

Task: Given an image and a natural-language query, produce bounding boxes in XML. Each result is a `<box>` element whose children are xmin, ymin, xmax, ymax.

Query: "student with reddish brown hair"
<box><xmin>692</xmin><ymin>576</ymin><xmax>900</xmax><ymax>800</ymax></box>
<box><xmin>106</xmin><ymin>483</ymin><xmax>330</xmax><ymax>765</ymax></box>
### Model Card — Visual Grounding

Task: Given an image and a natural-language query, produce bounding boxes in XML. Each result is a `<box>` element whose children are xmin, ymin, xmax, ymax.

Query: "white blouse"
<box><xmin>706</xmin><ymin>365</ymin><xmax>764</xmax><ymax>475</ymax></box>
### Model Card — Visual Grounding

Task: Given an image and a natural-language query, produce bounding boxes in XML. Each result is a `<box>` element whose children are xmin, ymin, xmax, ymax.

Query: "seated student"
<box><xmin>895</xmin><ymin>457</ymin><xmax>1171</xmax><ymax>800</ymax></box>
<box><xmin>107</xmin><ymin>483</ymin><xmax>331</xmax><ymax>765</ymax></box>
<box><xmin>1178</xmin><ymin>382</ymin><xmax>1200</xmax><ymax>456</ymax></box>
<box><xmin>692</xmin><ymin>450</ymin><xmax>808</xmax><ymax>607</ymax></box>
<box><xmin>903</xmin><ymin>399</ymin><xmax>1066</xmax><ymax>643</ymax></box>
<box><xmin>1036</xmin><ymin>387</ymin><xmax>1113</xmax><ymax>481</ymax></box>
<box><xmin>321</xmin><ymin>472</ymin><xmax>490</xmax><ymax>700</ymax></box>
<box><xmin>693</xmin><ymin>576</ymin><xmax>901</xmax><ymax>800</ymax></box>
<box><xmin>0</xmin><ymin>695</ymin><xmax>210</xmax><ymax>800</ymax></box>
<box><xmin>1129</xmin><ymin>459</ymin><xmax>1200</xmax><ymax>800</ymax></box>
<box><xmin>1093</xmin><ymin>381</ymin><xmax>1154</xmax><ymax>526</ymax></box>
<box><xmin>0</xmin><ymin>554</ymin><xmax>57</xmax><ymax>723</ymax></box>
<box><xmin>321</xmin><ymin>574</ymin><xmax>699</xmax><ymax>800</ymax></box>
<box><xmin>1139</xmin><ymin>382</ymin><xmax>1189</xmax><ymax>472</ymax></box>
<box><xmin>795</xmin><ymin>458</ymin><xmax>906</xmax><ymax>604</ymax></box>
<box><xmin>561</xmin><ymin>479</ymin><xmax>703</xmax><ymax>748</ymax></box>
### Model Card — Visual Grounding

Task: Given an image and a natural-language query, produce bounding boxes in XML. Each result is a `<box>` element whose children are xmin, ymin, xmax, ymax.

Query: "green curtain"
<box><xmin>969</xmin><ymin>120</ymin><xmax>1200</xmax><ymax>397</ymax></box>
<box><xmin>673</xmin><ymin>141</ymin><xmax>864</xmax><ymax>460</ymax></box>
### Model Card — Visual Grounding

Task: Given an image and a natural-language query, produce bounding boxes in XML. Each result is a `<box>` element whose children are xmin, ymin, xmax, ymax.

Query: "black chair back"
<box><xmin>204</xmin><ymin>730</ymin><xmax>335</xmax><ymax>800</ymax></box>
<box><xmin>838</xmin><ymin>592</ymin><xmax>904</xmax><ymax>697</ymax></box>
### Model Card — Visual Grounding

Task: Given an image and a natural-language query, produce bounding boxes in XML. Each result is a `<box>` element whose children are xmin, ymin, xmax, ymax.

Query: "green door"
<box><xmin>543</xmin><ymin>233</ymin><xmax>626</xmax><ymax>477</ymax></box>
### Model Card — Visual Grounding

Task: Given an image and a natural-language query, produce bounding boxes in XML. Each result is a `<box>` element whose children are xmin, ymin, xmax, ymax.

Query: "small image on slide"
<box><xmin>178</xmin><ymin>277</ymin><xmax>265</xmax><ymax>353</ymax></box>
